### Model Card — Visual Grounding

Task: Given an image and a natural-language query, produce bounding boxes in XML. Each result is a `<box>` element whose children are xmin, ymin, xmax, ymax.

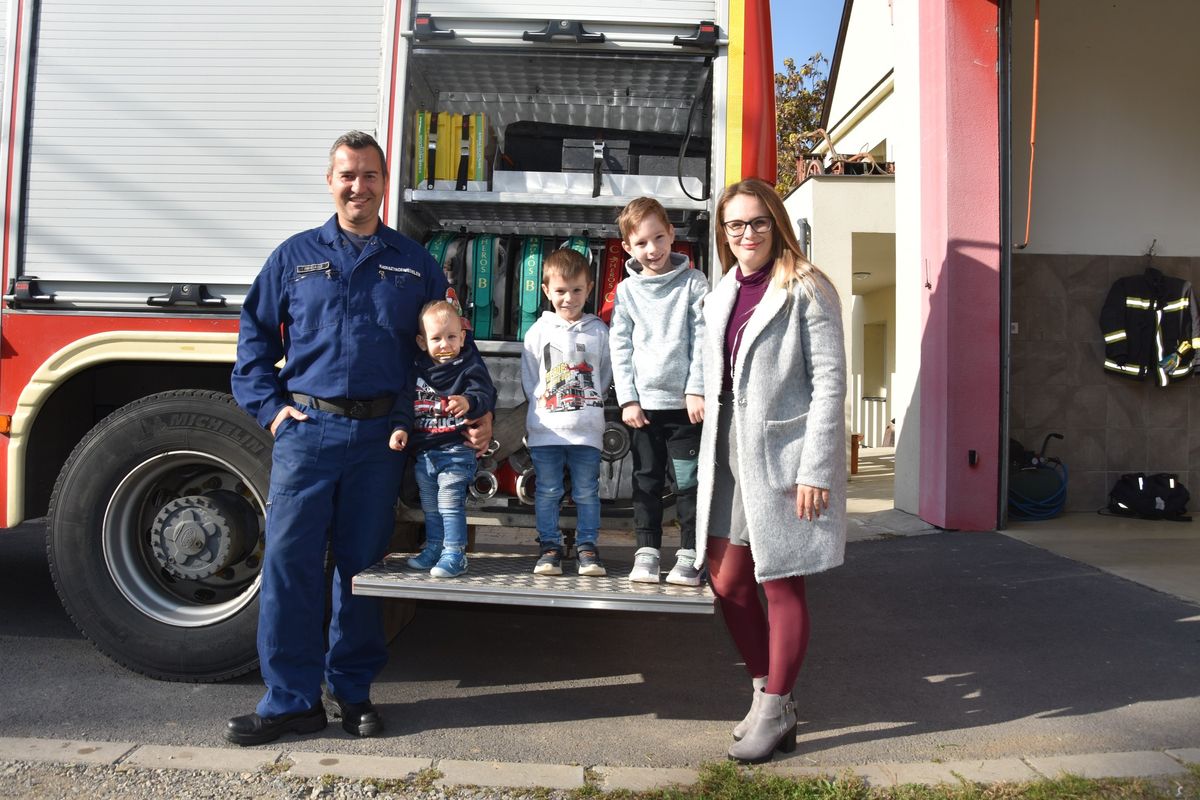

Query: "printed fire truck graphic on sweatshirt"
<box><xmin>521</xmin><ymin>311</ymin><xmax>611</xmax><ymax>450</ymax></box>
<box><xmin>413</xmin><ymin>377</ymin><xmax>469</xmax><ymax>434</ymax></box>
<box><xmin>539</xmin><ymin>342</ymin><xmax>603</xmax><ymax>412</ymax></box>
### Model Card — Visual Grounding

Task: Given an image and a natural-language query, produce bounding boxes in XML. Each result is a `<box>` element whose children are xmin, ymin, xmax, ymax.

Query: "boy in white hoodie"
<box><xmin>522</xmin><ymin>248</ymin><xmax>612</xmax><ymax>577</ymax></box>
<box><xmin>610</xmin><ymin>198</ymin><xmax>707</xmax><ymax>585</ymax></box>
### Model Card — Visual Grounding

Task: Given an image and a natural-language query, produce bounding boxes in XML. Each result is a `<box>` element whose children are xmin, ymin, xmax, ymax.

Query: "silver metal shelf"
<box><xmin>403</xmin><ymin>186</ymin><xmax>707</xmax><ymax>239</ymax></box>
<box><xmin>354</xmin><ymin>551</ymin><xmax>714</xmax><ymax>614</ymax></box>
<box><xmin>404</xmin><ymin>188</ymin><xmax>707</xmax><ymax>211</ymax></box>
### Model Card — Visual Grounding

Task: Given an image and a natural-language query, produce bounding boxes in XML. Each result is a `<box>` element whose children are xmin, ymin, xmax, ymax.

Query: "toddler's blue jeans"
<box><xmin>414</xmin><ymin>443</ymin><xmax>478</xmax><ymax>553</ymax></box>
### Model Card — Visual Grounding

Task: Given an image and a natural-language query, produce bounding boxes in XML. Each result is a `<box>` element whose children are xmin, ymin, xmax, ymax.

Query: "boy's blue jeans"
<box><xmin>529</xmin><ymin>444</ymin><xmax>601</xmax><ymax>550</ymax></box>
<box><xmin>414</xmin><ymin>443</ymin><xmax>478</xmax><ymax>553</ymax></box>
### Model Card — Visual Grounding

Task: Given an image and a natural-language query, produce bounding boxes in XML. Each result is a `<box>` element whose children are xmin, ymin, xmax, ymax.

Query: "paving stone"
<box><xmin>1166</xmin><ymin>748</ymin><xmax>1200</xmax><ymax>766</ymax></box>
<box><xmin>0</xmin><ymin>737</ymin><xmax>135</xmax><ymax>766</ymax></box>
<box><xmin>594</xmin><ymin>766</ymin><xmax>699</xmax><ymax>791</ymax></box>
<box><xmin>288</xmin><ymin>751</ymin><xmax>431</xmax><ymax>780</ymax></box>
<box><xmin>1025</xmin><ymin>751</ymin><xmax>1188</xmax><ymax>779</ymax></box>
<box><xmin>124</xmin><ymin>745</ymin><xmax>283</xmax><ymax>773</ymax></box>
<box><xmin>436</xmin><ymin>759</ymin><xmax>583</xmax><ymax>789</ymax></box>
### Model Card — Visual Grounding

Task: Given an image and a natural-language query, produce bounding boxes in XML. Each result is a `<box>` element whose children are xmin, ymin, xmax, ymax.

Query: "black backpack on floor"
<box><xmin>1107</xmin><ymin>472</ymin><xmax>1190</xmax><ymax>521</ymax></box>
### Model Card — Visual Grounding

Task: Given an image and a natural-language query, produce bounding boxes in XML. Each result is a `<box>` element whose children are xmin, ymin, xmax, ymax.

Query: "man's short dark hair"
<box><xmin>328</xmin><ymin>131</ymin><xmax>389</xmax><ymax>178</ymax></box>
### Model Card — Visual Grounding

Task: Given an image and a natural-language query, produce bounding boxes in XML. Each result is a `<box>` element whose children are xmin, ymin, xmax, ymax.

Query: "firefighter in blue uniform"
<box><xmin>227</xmin><ymin>131</ymin><xmax>490</xmax><ymax>745</ymax></box>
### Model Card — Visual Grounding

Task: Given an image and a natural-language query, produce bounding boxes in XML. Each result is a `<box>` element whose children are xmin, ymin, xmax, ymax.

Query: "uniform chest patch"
<box><xmin>295</xmin><ymin>261</ymin><xmax>332</xmax><ymax>275</ymax></box>
<box><xmin>379</xmin><ymin>265</ymin><xmax>421</xmax><ymax>278</ymax></box>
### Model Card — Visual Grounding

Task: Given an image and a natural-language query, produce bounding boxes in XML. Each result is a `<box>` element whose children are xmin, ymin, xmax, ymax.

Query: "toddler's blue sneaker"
<box><xmin>430</xmin><ymin>550</ymin><xmax>467</xmax><ymax>578</ymax></box>
<box><xmin>407</xmin><ymin>547</ymin><xmax>440</xmax><ymax>570</ymax></box>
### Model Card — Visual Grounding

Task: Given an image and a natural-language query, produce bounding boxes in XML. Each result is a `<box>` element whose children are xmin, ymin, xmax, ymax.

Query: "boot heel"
<box><xmin>777</xmin><ymin>724</ymin><xmax>797</xmax><ymax>753</ymax></box>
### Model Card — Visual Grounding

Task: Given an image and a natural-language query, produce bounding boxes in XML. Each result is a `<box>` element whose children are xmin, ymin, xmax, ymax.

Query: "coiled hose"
<box><xmin>1008</xmin><ymin>460</ymin><xmax>1068</xmax><ymax>520</ymax></box>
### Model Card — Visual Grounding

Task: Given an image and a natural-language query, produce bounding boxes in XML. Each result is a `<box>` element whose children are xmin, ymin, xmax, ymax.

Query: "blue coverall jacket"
<box><xmin>234</xmin><ymin>214</ymin><xmax>449</xmax><ymax>428</ymax></box>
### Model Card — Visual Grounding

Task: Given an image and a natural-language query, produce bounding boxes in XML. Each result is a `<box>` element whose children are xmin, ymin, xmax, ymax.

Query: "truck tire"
<box><xmin>47</xmin><ymin>390</ymin><xmax>271</xmax><ymax>682</ymax></box>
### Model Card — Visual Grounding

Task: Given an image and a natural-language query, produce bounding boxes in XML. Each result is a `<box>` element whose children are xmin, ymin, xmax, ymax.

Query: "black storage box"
<box><xmin>562</xmin><ymin>139</ymin><xmax>631</xmax><ymax>174</ymax></box>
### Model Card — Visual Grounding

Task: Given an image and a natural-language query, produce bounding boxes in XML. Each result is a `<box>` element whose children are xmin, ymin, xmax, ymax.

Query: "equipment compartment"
<box><xmin>396</xmin><ymin>28</ymin><xmax>717</xmax><ymax>518</ymax></box>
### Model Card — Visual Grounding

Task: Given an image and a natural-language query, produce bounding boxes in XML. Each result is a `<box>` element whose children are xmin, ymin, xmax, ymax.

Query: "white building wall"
<box><xmin>785</xmin><ymin>177</ymin><xmax>895</xmax><ymax>471</ymax></box>
<box><xmin>829</xmin><ymin>89</ymin><xmax>894</xmax><ymax>161</ymax></box>
<box><xmin>786</xmin><ymin>177</ymin><xmax>894</xmax><ymax>314</ymax></box>
<box><xmin>825</xmin><ymin>0</ymin><xmax>893</xmax><ymax>133</ymax></box>
<box><xmin>1011</xmin><ymin>0</ymin><xmax>1200</xmax><ymax>256</ymax></box>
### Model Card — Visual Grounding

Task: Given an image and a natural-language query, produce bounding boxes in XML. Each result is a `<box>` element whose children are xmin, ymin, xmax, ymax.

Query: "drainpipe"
<box><xmin>998</xmin><ymin>0</ymin><xmax>1014</xmax><ymax>529</ymax></box>
<box><xmin>796</xmin><ymin>217</ymin><xmax>811</xmax><ymax>258</ymax></box>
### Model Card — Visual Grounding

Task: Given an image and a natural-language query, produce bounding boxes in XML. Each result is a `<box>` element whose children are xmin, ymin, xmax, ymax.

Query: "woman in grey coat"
<box><xmin>696</xmin><ymin>179</ymin><xmax>847</xmax><ymax>764</ymax></box>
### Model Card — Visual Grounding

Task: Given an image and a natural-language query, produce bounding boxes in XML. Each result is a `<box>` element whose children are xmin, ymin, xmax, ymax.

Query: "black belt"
<box><xmin>290</xmin><ymin>393</ymin><xmax>394</xmax><ymax>420</ymax></box>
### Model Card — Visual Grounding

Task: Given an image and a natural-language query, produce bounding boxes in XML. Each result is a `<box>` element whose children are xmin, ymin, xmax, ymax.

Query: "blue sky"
<box><xmin>770</xmin><ymin>0</ymin><xmax>844</xmax><ymax>72</ymax></box>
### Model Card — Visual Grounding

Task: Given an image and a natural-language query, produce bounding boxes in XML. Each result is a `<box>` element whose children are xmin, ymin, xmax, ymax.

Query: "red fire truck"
<box><xmin>0</xmin><ymin>0</ymin><xmax>776</xmax><ymax>681</ymax></box>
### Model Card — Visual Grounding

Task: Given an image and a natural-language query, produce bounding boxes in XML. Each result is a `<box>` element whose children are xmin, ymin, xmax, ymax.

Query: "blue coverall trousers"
<box><xmin>256</xmin><ymin>406</ymin><xmax>403</xmax><ymax>717</ymax></box>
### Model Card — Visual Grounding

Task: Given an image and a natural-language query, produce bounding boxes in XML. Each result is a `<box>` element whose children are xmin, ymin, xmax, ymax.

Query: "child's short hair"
<box><xmin>542</xmin><ymin>248</ymin><xmax>593</xmax><ymax>286</ymax></box>
<box><xmin>418</xmin><ymin>299</ymin><xmax>461</xmax><ymax>334</ymax></box>
<box><xmin>617</xmin><ymin>197</ymin><xmax>672</xmax><ymax>242</ymax></box>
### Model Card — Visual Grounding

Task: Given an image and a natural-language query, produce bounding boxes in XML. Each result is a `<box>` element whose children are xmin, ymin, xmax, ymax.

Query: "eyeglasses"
<box><xmin>721</xmin><ymin>216</ymin><xmax>774</xmax><ymax>237</ymax></box>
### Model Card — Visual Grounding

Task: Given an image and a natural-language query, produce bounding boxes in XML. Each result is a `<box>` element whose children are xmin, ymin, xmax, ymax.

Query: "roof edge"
<box><xmin>820</xmin><ymin>0</ymin><xmax>855</xmax><ymax>131</ymax></box>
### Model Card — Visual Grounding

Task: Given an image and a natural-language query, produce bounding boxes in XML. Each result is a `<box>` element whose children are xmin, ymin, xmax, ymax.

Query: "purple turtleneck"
<box><xmin>723</xmin><ymin>263</ymin><xmax>771</xmax><ymax>393</ymax></box>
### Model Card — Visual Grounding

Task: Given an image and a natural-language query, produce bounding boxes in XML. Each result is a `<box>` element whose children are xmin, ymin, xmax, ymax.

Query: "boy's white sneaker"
<box><xmin>628</xmin><ymin>547</ymin><xmax>661</xmax><ymax>583</ymax></box>
<box><xmin>665</xmin><ymin>548</ymin><xmax>701</xmax><ymax>586</ymax></box>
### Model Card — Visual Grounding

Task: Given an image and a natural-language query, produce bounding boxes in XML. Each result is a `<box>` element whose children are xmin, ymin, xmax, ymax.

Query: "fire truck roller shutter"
<box><xmin>47</xmin><ymin>390</ymin><xmax>269</xmax><ymax>682</ymax></box>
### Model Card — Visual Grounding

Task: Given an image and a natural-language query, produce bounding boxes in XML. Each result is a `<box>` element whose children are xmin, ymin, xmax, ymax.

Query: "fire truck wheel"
<box><xmin>47</xmin><ymin>390</ymin><xmax>271</xmax><ymax>682</ymax></box>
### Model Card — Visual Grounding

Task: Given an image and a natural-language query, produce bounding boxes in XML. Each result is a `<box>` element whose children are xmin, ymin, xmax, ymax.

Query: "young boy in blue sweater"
<box><xmin>610</xmin><ymin>197</ymin><xmax>707</xmax><ymax>585</ymax></box>
<box><xmin>390</xmin><ymin>301</ymin><xmax>496</xmax><ymax>578</ymax></box>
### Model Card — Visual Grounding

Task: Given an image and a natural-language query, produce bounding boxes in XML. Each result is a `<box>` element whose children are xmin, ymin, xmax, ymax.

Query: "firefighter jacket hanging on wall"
<box><xmin>1099</xmin><ymin>267</ymin><xmax>1200</xmax><ymax>386</ymax></box>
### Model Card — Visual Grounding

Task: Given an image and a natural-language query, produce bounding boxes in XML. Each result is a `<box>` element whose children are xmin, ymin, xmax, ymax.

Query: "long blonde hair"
<box><xmin>715</xmin><ymin>178</ymin><xmax>834</xmax><ymax>302</ymax></box>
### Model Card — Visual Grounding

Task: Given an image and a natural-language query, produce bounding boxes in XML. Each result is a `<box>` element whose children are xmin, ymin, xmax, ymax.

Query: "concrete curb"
<box><xmin>288</xmin><ymin>750</ymin><xmax>432</xmax><ymax>781</ymax></box>
<box><xmin>123</xmin><ymin>743</ymin><xmax>285</xmax><ymax>773</ymax></box>
<box><xmin>1024</xmin><ymin>750</ymin><xmax>1189</xmax><ymax>780</ymax></box>
<box><xmin>0</xmin><ymin>736</ymin><xmax>1195</xmax><ymax>792</ymax></box>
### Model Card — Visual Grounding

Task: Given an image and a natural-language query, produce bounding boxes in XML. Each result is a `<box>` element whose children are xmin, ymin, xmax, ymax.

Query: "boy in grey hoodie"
<box><xmin>610</xmin><ymin>198</ymin><xmax>707</xmax><ymax>585</ymax></box>
<box><xmin>522</xmin><ymin>248</ymin><xmax>612</xmax><ymax>577</ymax></box>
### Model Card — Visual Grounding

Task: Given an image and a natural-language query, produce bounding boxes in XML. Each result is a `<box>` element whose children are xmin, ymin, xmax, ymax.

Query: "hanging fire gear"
<box><xmin>1099</xmin><ymin>267</ymin><xmax>1200</xmax><ymax>387</ymax></box>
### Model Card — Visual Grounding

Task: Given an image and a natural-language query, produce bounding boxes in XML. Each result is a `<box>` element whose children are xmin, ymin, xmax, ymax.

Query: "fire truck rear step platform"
<box><xmin>354</xmin><ymin>552</ymin><xmax>713</xmax><ymax>614</ymax></box>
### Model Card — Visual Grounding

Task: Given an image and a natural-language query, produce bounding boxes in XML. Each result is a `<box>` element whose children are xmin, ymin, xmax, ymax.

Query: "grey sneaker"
<box><xmin>665</xmin><ymin>548</ymin><xmax>701</xmax><ymax>586</ymax></box>
<box><xmin>576</xmin><ymin>546</ymin><xmax>607</xmax><ymax>577</ymax></box>
<box><xmin>533</xmin><ymin>546</ymin><xmax>564</xmax><ymax>576</ymax></box>
<box><xmin>628</xmin><ymin>546</ymin><xmax>661</xmax><ymax>583</ymax></box>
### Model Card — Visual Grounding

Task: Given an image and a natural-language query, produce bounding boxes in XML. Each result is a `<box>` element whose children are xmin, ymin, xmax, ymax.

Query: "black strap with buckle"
<box><xmin>456</xmin><ymin>114</ymin><xmax>471</xmax><ymax>191</ymax></box>
<box><xmin>426</xmin><ymin>113</ymin><xmax>438</xmax><ymax>190</ymax></box>
<box><xmin>592</xmin><ymin>140</ymin><xmax>604</xmax><ymax>198</ymax></box>
<box><xmin>290</xmin><ymin>393</ymin><xmax>394</xmax><ymax>420</ymax></box>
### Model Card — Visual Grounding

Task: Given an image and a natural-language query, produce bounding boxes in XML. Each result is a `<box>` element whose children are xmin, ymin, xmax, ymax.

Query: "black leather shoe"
<box><xmin>224</xmin><ymin>705</ymin><xmax>326</xmax><ymax>746</ymax></box>
<box><xmin>323</xmin><ymin>689</ymin><xmax>384</xmax><ymax>737</ymax></box>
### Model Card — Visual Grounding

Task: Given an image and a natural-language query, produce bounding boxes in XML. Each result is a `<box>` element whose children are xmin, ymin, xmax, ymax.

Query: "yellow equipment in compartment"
<box><xmin>412</xmin><ymin>111</ymin><xmax>490</xmax><ymax>190</ymax></box>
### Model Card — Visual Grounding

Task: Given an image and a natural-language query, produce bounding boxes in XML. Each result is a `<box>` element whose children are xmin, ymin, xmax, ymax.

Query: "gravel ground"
<box><xmin>0</xmin><ymin>760</ymin><xmax>577</xmax><ymax>800</ymax></box>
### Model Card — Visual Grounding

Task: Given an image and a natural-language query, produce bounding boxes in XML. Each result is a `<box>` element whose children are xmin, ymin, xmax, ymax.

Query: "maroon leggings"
<box><xmin>706</xmin><ymin>537</ymin><xmax>811</xmax><ymax>696</ymax></box>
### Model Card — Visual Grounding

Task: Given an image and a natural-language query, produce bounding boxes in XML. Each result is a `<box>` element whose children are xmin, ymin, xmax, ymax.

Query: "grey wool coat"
<box><xmin>694</xmin><ymin>264</ymin><xmax>848</xmax><ymax>582</ymax></box>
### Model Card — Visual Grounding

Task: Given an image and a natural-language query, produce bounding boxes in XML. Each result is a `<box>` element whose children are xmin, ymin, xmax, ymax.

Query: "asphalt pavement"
<box><xmin>1</xmin><ymin>518</ymin><xmax>1198</xmax><ymax>773</ymax></box>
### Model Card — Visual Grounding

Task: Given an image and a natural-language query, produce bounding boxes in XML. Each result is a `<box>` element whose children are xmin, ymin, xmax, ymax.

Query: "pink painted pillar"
<box><xmin>918</xmin><ymin>0</ymin><xmax>1001</xmax><ymax>530</ymax></box>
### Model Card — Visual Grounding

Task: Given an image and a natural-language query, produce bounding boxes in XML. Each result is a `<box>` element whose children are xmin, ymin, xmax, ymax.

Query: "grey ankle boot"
<box><xmin>732</xmin><ymin>676</ymin><xmax>769</xmax><ymax>740</ymax></box>
<box><xmin>727</xmin><ymin>692</ymin><xmax>797</xmax><ymax>764</ymax></box>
